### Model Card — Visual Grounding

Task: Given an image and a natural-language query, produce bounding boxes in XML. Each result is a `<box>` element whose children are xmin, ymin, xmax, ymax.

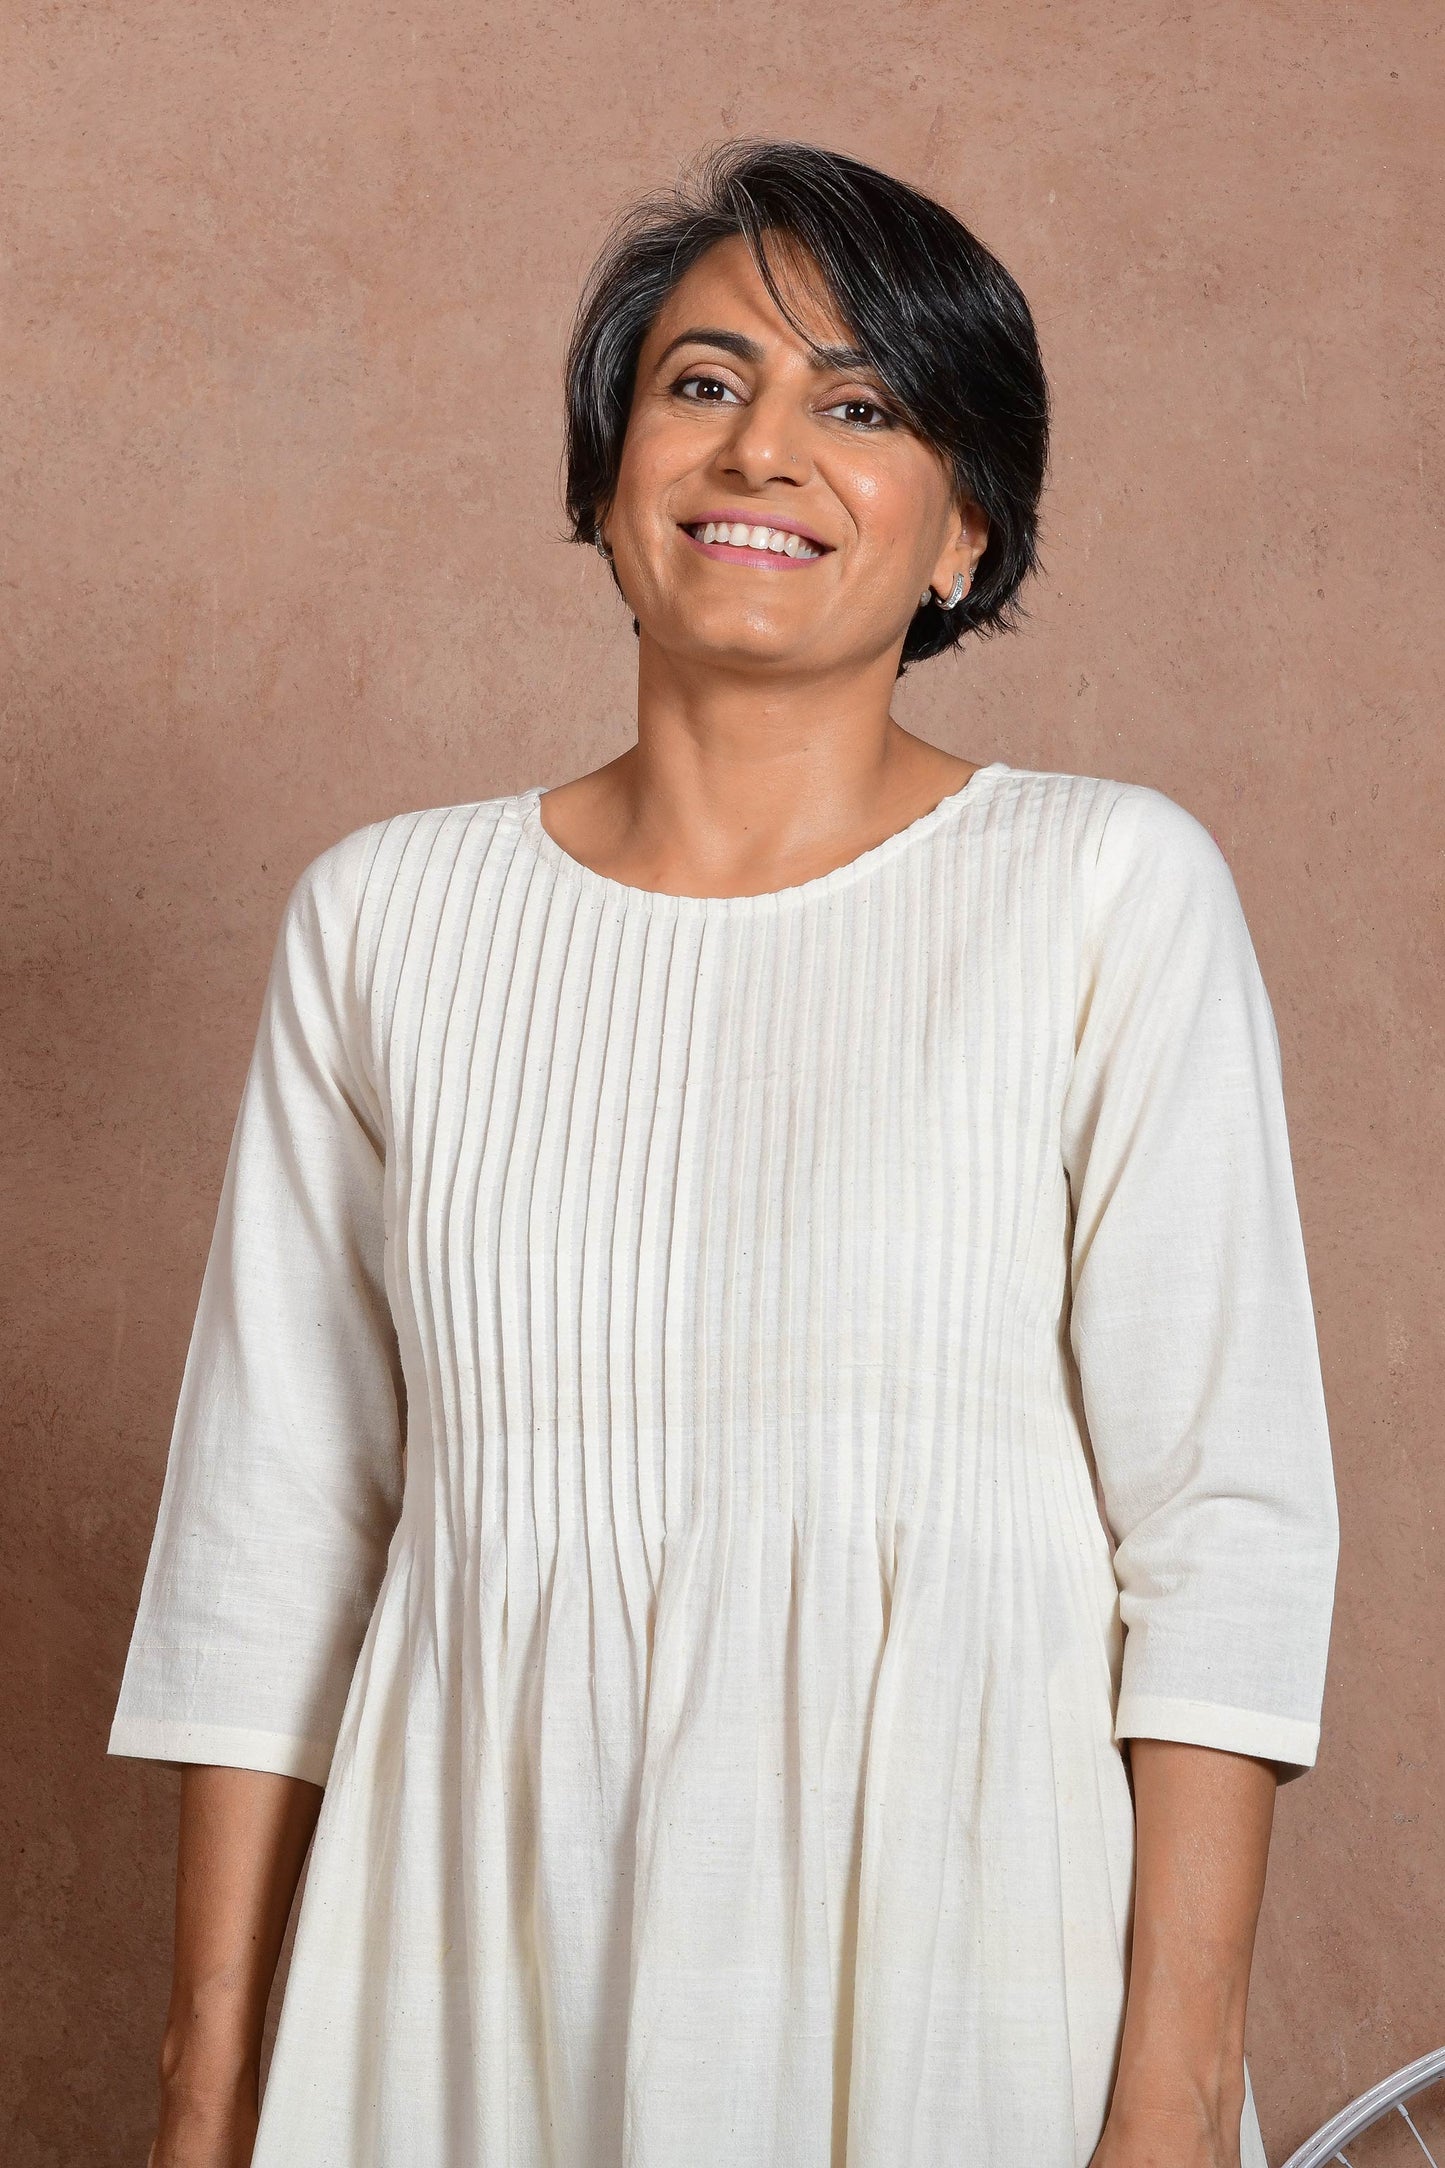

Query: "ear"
<box><xmin>924</xmin><ymin>494</ymin><xmax>989</xmax><ymax>603</ymax></box>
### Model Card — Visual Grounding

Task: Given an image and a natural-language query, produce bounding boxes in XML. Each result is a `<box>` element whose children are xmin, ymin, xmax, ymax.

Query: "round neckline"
<box><xmin>515</xmin><ymin>761</ymin><xmax>1010</xmax><ymax>915</ymax></box>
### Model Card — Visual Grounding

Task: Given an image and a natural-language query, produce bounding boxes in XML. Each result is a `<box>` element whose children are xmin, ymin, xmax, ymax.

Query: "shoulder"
<box><xmin>1091</xmin><ymin>781</ymin><xmax>1242</xmax><ymax>935</ymax></box>
<box><xmin>267</xmin><ymin>793</ymin><xmax>530</xmax><ymax>1010</ymax></box>
<box><xmin>279</xmin><ymin>789</ymin><xmax>529</xmax><ymax>946</ymax></box>
<box><xmin>1096</xmin><ymin>774</ymin><xmax>1230</xmax><ymax>862</ymax></box>
<box><xmin>993</xmin><ymin>764</ymin><xmax>1242</xmax><ymax>922</ymax></box>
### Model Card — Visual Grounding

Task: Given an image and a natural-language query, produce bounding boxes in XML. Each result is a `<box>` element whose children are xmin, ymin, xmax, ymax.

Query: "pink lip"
<box><xmin>679</xmin><ymin>510</ymin><xmax>833</xmax><ymax>569</ymax></box>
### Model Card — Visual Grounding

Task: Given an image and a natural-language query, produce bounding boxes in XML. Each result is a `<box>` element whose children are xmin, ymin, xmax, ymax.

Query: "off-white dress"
<box><xmin>109</xmin><ymin>760</ymin><xmax>1339</xmax><ymax>2167</ymax></box>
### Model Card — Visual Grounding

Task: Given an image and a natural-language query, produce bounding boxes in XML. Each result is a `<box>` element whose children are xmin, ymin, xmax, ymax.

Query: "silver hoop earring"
<box><xmin>938</xmin><ymin>571</ymin><xmax>967</xmax><ymax>609</ymax></box>
<box><xmin>596</xmin><ymin>536</ymin><xmax>613</xmax><ymax>562</ymax></box>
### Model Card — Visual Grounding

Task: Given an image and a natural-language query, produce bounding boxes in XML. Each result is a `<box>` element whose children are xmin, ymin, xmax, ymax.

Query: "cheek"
<box><xmin>842</xmin><ymin>460</ymin><xmax>942</xmax><ymax>566</ymax></box>
<box><xmin>613</xmin><ymin>415</ymin><xmax>699</xmax><ymax>538</ymax></box>
<box><xmin>609</xmin><ymin>440</ymin><xmax>653</xmax><ymax>540</ymax></box>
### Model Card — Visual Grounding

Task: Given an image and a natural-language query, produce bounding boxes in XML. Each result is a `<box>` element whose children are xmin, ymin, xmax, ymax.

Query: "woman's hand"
<box><xmin>1086</xmin><ymin>1737</ymin><xmax>1279</xmax><ymax>2168</ymax></box>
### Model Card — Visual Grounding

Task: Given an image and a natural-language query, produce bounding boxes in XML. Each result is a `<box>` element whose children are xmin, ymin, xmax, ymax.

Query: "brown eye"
<box><xmin>823</xmin><ymin>396</ymin><xmax>894</xmax><ymax>430</ymax></box>
<box><xmin>675</xmin><ymin>373</ymin><xmax>742</xmax><ymax>405</ymax></box>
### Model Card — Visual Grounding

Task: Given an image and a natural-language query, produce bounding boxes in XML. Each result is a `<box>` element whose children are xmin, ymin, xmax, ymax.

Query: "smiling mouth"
<box><xmin>682</xmin><ymin>519</ymin><xmax>830</xmax><ymax>562</ymax></box>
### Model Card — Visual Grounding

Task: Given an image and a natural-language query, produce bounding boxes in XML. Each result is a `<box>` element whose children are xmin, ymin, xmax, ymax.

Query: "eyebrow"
<box><xmin>653</xmin><ymin>326</ymin><xmax>874</xmax><ymax>374</ymax></box>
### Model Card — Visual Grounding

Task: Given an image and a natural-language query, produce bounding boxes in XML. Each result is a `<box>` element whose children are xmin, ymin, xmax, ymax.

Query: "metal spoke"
<box><xmin>1398</xmin><ymin>2100</ymin><xmax>1441</xmax><ymax>2166</ymax></box>
<box><xmin>1283</xmin><ymin>2048</ymin><xmax>1445</xmax><ymax>2168</ymax></box>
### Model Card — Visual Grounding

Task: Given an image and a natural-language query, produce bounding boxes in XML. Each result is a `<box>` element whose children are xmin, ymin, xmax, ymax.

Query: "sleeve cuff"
<box><xmin>106</xmin><ymin>1715</ymin><xmax>335</xmax><ymax>1788</ymax></box>
<box><xmin>1113</xmin><ymin>1692</ymin><xmax>1320</xmax><ymax>1781</ymax></box>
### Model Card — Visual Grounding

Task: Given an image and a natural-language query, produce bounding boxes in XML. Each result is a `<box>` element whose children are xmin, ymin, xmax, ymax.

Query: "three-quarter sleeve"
<box><xmin>107</xmin><ymin>824</ymin><xmax>405</xmax><ymax>1788</ymax></box>
<box><xmin>1060</xmin><ymin>783</ymin><xmax>1339</xmax><ymax>1781</ymax></box>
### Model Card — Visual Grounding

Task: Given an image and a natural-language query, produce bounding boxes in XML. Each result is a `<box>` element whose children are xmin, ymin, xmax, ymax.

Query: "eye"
<box><xmin>673</xmin><ymin>372</ymin><xmax>744</xmax><ymax>406</ymax></box>
<box><xmin>822</xmin><ymin>396</ymin><xmax>896</xmax><ymax>430</ymax></box>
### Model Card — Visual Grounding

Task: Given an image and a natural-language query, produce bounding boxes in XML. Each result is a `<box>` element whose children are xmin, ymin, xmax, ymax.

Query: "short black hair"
<box><xmin>563</xmin><ymin>138</ymin><xmax>1051</xmax><ymax>671</ymax></box>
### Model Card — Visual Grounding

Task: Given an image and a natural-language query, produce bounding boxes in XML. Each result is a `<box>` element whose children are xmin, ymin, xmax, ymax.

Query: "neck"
<box><xmin>623</xmin><ymin>633</ymin><xmax>919</xmax><ymax>842</ymax></box>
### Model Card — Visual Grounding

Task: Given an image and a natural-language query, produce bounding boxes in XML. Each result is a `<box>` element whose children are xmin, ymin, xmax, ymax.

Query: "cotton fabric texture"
<box><xmin>109</xmin><ymin>761</ymin><xmax>1338</xmax><ymax>2167</ymax></box>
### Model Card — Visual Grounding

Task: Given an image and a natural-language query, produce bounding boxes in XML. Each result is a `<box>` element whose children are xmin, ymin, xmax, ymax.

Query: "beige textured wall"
<box><xmin>3</xmin><ymin>3</ymin><xmax>1441</xmax><ymax>2161</ymax></box>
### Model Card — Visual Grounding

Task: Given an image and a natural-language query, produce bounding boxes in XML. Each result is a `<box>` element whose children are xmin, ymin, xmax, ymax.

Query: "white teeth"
<box><xmin>694</xmin><ymin>520</ymin><xmax>823</xmax><ymax>557</ymax></box>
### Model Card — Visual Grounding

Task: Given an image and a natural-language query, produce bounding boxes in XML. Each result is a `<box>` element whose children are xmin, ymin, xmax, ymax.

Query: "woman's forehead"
<box><xmin>642</xmin><ymin>234</ymin><xmax>854</xmax><ymax>362</ymax></box>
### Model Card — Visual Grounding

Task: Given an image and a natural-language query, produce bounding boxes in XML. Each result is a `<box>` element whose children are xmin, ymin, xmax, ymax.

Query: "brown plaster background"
<box><xmin>2</xmin><ymin>3</ymin><xmax>1441</xmax><ymax>2161</ymax></box>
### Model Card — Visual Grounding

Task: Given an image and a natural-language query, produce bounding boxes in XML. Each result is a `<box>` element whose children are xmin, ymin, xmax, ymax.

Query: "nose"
<box><xmin>713</xmin><ymin>385</ymin><xmax>809</xmax><ymax>490</ymax></box>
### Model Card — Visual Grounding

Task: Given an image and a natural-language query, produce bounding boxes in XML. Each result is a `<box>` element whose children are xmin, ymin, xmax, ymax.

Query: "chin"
<box><xmin>681</xmin><ymin>631</ymin><xmax>817</xmax><ymax>674</ymax></box>
<box><xmin>662</xmin><ymin>603</ymin><xmax>824</xmax><ymax>667</ymax></box>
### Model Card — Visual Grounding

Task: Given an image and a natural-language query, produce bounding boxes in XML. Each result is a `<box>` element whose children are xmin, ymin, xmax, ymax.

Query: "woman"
<box><xmin>111</xmin><ymin>141</ymin><xmax>1339</xmax><ymax>2167</ymax></box>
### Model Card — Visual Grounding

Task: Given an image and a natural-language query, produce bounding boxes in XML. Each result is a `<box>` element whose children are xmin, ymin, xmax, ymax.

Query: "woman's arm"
<box><xmin>1091</xmin><ymin>1739</ymin><xmax>1279</xmax><ymax>2168</ymax></box>
<box><xmin>147</xmin><ymin>1765</ymin><xmax>322</xmax><ymax>2168</ymax></box>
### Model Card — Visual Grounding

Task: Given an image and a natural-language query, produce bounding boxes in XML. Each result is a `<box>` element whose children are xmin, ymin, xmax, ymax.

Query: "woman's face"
<box><xmin>601</xmin><ymin>234</ymin><xmax>987</xmax><ymax>678</ymax></box>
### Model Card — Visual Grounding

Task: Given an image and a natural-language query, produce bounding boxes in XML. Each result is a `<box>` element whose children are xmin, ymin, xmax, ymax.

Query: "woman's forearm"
<box><xmin>1108</xmin><ymin>1737</ymin><xmax>1278</xmax><ymax>2136</ymax></box>
<box><xmin>157</xmin><ymin>1765</ymin><xmax>323</xmax><ymax>2106</ymax></box>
